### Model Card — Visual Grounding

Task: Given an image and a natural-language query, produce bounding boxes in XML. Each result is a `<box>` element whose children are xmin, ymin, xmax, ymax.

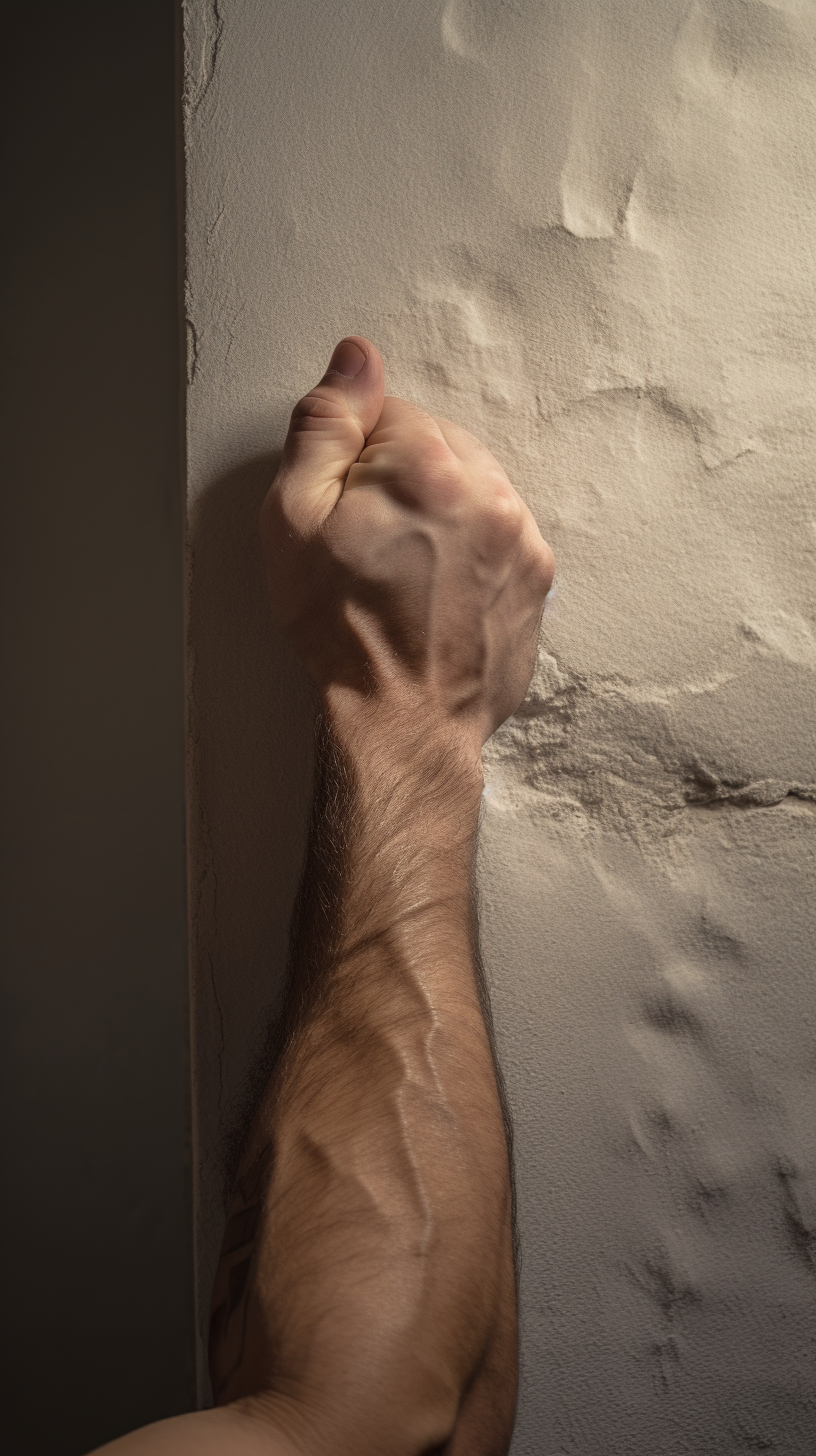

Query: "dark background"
<box><xmin>1</xmin><ymin>3</ymin><xmax>192</xmax><ymax>1450</ymax></box>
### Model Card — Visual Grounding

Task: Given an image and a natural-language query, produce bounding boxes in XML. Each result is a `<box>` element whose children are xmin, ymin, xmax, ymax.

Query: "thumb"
<box><xmin>277</xmin><ymin>336</ymin><xmax>385</xmax><ymax>530</ymax></box>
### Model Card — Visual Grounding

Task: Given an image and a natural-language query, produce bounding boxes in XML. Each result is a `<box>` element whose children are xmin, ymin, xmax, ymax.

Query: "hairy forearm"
<box><xmin>210</xmin><ymin>704</ymin><xmax>517</xmax><ymax>1455</ymax></box>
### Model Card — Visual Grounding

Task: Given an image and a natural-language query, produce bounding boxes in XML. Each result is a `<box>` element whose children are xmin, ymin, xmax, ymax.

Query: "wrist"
<box><xmin>322</xmin><ymin>687</ymin><xmax>484</xmax><ymax>800</ymax></box>
<box><xmin>315</xmin><ymin>691</ymin><xmax>482</xmax><ymax>986</ymax></box>
<box><xmin>320</xmin><ymin>686</ymin><xmax>485</xmax><ymax>847</ymax></box>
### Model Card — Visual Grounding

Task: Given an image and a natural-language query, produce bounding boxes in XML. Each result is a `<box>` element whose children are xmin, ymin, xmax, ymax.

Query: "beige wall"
<box><xmin>184</xmin><ymin>0</ymin><xmax>816</xmax><ymax>1446</ymax></box>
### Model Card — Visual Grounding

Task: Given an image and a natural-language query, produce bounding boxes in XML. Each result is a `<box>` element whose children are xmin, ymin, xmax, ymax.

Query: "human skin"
<box><xmin>93</xmin><ymin>337</ymin><xmax>554</xmax><ymax>1456</ymax></box>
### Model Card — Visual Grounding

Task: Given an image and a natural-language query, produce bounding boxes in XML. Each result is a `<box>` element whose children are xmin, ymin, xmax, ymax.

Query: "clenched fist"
<box><xmin>260</xmin><ymin>336</ymin><xmax>554</xmax><ymax>752</ymax></box>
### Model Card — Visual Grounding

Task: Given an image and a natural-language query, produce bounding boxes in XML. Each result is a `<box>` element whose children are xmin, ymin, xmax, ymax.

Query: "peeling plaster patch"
<box><xmin>398</xmin><ymin>277</ymin><xmax>527</xmax><ymax>437</ymax></box>
<box><xmin>183</xmin><ymin>0</ymin><xmax>225</xmax><ymax>119</ymax></box>
<box><xmin>685</xmin><ymin>770</ymin><xmax>816</xmax><ymax>809</ymax></box>
<box><xmin>484</xmin><ymin>639</ymin><xmax>816</xmax><ymax>838</ymax></box>
<box><xmin>186</xmin><ymin>316</ymin><xmax>199</xmax><ymax>387</ymax></box>
<box><xmin>558</xmin><ymin>3</ymin><xmax>683</xmax><ymax>241</ymax></box>
<box><xmin>740</xmin><ymin>609</ymin><xmax>816</xmax><ymax>668</ymax></box>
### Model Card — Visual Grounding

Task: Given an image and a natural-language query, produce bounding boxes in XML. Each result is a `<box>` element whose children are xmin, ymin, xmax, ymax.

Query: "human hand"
<box><xmin>260</xmin><ymin>337</ymin><xmax>554</xmax><ymax>753</ymax></box>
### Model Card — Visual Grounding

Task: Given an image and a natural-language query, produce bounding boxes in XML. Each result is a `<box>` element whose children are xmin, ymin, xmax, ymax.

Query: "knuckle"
<box><xmin>495</xmin><ymin>487</ymin><xmax>524</xmax><ymax>528</ymax></box>
<box><xmin>408</xmin><ymin>437</ymin><xmax>467</xmax><ymax>502</ymax></box>
<box><xmin>415</xmin><ymin>434</ymin><xmax>459</xmax><ymax>476</ymax></box>
<box><xmin>480</xmin><ymin>483</ymin><xmax>525</xmax><ymax>542</ymax></box>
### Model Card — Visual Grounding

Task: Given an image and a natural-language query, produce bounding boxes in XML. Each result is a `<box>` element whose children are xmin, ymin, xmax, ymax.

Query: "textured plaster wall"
<box><xmin>184</xmin><ymin>0</ymin><xmax>816</xmax><ymax>1447</ymax></box>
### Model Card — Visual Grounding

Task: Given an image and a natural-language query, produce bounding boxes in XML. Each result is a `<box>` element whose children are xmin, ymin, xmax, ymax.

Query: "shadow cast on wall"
<box><xmin>186</xmin><ymin>447</ymin><xmax>317</xmax><ymax>1306</ymax></box>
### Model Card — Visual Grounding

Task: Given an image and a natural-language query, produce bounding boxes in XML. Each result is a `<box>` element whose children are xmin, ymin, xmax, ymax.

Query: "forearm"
<box><xmin>210</xmin><ymin>704</ymin><xmax>517</xmax><ymax>1454</ymax></box>
<box><xmin>91</xmin><ymin>341</ymin><xmax>548</xmax><ymax>1456</ymax></box>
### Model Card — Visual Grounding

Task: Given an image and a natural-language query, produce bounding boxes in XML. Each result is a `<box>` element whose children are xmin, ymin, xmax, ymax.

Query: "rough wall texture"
<box><xmin>184</xmin><ymin>0</ymin><xmax>816</xmax><ymax>1447</ymax></box>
